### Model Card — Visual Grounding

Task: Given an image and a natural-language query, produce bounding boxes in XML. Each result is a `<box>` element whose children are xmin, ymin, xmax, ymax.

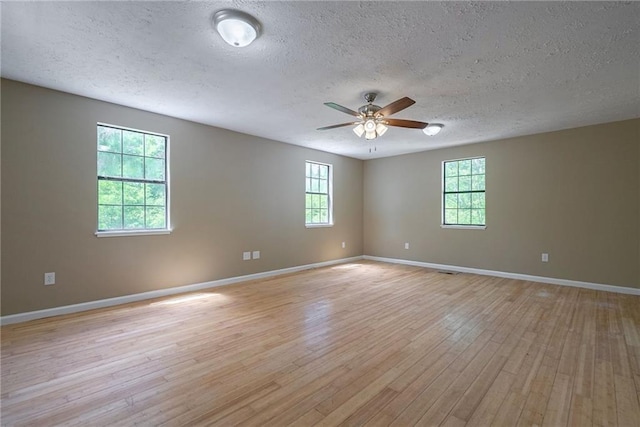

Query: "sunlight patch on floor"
<box><xmin>151</xmin><ymin>292</ymin><xmax>229</xmax><ymax>306</ymax></box>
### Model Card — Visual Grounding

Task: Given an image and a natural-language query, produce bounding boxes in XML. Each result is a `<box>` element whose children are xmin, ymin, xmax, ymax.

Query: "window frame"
<box><xmin>305</xmin><ymin>160</ymin><xmax>333</xmax><ymax>228</ymax></box>
<box><xmin>441</xmin><ymin>156</ymin><xmax>487</xmax><ymax>230</ymax></box>
<box><xmin>95</xmin><ymin>123</ymin><xmax>171</xmax><ymax>237</ymax></box>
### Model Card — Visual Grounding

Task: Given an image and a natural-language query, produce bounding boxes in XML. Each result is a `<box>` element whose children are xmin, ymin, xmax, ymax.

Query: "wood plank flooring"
<box><xmin>2</xmin><ymin>261</ymin><xmax>640</xmax><ymax>426</ymax></box>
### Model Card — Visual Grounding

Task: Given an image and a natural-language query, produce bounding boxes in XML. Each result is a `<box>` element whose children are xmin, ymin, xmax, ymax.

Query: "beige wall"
<box><xmin>2</xmin><ymin>79</ymin><xmax>638</xmax><ymax>317</ymax></box>
<box><xmin>364</xmin><ymin>119</ymin><xmax>640</xmax><ymax>289</ymax></box>
<box><xmin>1</xmin><ymin>80</ymin><xmax>363</xmax><ymax>315</ymax></box>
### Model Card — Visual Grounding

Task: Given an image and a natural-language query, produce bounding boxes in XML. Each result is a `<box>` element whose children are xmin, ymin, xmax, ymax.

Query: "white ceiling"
<box><xmin>2</xmin><ymin>1</ymin><xmax>639</xmax><ymax>159</ymax></box>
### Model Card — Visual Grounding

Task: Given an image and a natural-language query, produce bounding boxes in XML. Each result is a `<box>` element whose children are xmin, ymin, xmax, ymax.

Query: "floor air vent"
<box><xmin>437</xmin><ymin>270</ymin><xmax>460</xmax><ymax>275</ymax></box>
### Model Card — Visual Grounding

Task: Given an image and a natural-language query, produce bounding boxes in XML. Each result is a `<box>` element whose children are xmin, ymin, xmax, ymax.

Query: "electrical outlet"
<box><xmin>341</xmin><ymin>241</ymin><xmax>346</xmax><ymax>248</ymax></box>
<box><xmin>405</xmin><ymin>242</ymin><xmax>410</xmax><ymax>250</ymax></box>
<box><xmin>243</xmin><ymin>251</ymin><xmax>251</xmax><ymax>261</ymax></box>
<box><xmin>541</xmin><ymin>253</ymin><xmax>549</xmax><ymax>262</ymax></box>
<box><xmin>44</xmin><ymin>272</ymin><xmax>55</xmax><ymax>285</ymax></box>
<box><xmin>252</xmin><ymin>251</ymin><xmax>260</xmax><ymax>260</ymax></box>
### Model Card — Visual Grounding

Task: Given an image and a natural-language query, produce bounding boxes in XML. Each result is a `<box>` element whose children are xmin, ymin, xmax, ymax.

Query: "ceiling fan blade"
<box><xmin>385</xmin><ymin>118</ymin><xmax>429</xmax><ymax>129</ymax></box>
<box><xmin>377</xmin><ymin>97</ymin><xmax>416</xmax><ymax>117</ymax></box>
<box><xmin>317</xmin><ymin>122</ymin><xmax>359</xmax><ymax>131</ymax></box>
<box><xmin>324</xmin><ymin>102</ymin><xmax>360</xmax><ymax>117</ymax></box>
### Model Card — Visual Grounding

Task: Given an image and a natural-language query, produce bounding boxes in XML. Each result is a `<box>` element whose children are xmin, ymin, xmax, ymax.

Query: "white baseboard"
<box><xmin>0</xmin><ymin>256</ymin><xmax>364</xmax><ymax>326</ymax></box>
<box><xmin>363</xmin><ymin>255</ymin><xmax>640</xmax><ymax>296</ymax></box>
<box><xmin>4</xmin><ymin>254</ymin><xmax>636</xmax><ymax>325</ymax></box>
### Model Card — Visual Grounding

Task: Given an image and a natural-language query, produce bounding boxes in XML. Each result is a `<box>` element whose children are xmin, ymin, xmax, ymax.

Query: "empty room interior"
<box><xmin>1</xmin><ymin>2</ymin><xmax>639</xmax><ymax>426</ymax></box>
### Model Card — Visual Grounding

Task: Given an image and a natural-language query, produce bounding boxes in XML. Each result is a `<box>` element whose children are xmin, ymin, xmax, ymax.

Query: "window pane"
<box><xmin>458</xmin><ymin>193</ymin><xmax>471</xmax><ymax>209</ymax></box>
<box><xmin>445</xmin><ymin>162</ymin><xmax>458</xmax><ymax>177</ymax></box>
<box><xmin>458</xmin><ymin>209</ymin><xmax>471</xmax><ymax>225</ymax></box>
<box><xmin>444</xmin><ymin>209</ymin><xmax>457</xmax><ymax>224</ymax></box>
<box><xmin>98</xmin><ymin>205</ymin><xmax>122</xmax><ymax>230</ymax></box>
<box><xmin>458</xmin><ymin>176</ymin><xmax>471</xmax><ymax>192</ymax></box>
<box><xmin>146</xmin><ymin>183</ymin><xmax>165</xmax><ymax>206</ymax></box>
<box><xmin>123</xmin><ymin>131</ymin><xmax>144</xmax><ymax>155</ymax></box>
<box><xmin>444</xmin><ymin>177</ymin><xmax>458</xmax><ymax>192</ymax></box>
<box><xmin>445</xmin><ymin>194</ymin><xmax>457</xmax><ymax>209</ymax></box>
<box><xmin>471</xmin><ymin>209</ymin><xmax>485</xmax><ymax>225</ymax></box>
<box><xmin>98</xmin><ymin>152</ymin><xmax>121</xmax><ymax>177</ymax></box>
<box><xmin>123</xmin><ymin>182</ymin><xmax>144</xmax><ymax>205</ymax></box>
<box><xmin>472</xmin><ymin>193</ymin><xmax>485</xmax><ymax>209</ymax></box>
<box><xmin>305</xmin><ymin>161</ymin><xmax>332</xmax><ymax>225</ymax></box>
<box><xmin>122</xmin><ymin>154</ymin><xmax>144</xmax><ymax>179</ymax></box>
<box><xmin>472</xmin><ymin>175</ymin><xmax>485</xmax><ymax>191</ymax></box>
<box><xmin>124</xmin><ymin>206</ymin><xmax>145</xmax><ymax>229</ymax></box>
<box><xmin>98</xmin><ymin>125</ymin><xmax>169</xmax><ymax>232</ymax></box>
<box><xmin>145</xmin><ymin>135</ymin><xmax>165</xmax><ymax>158</ymax></box>
<box><xmin>97</xmin><ymin>126</ymin><xmax>121</xmax><ymax>153</ymax></box>
<box><xmin>472</xmin><ymin>158</ymin><xmax>485</xmax><ymax>174</ymax></box>
<box><xmin>146</xmin><ymin>207</ymin><xmax>166</xmax><ymax>228</ymax></box>
<box><xmin>458</xmin><ymin>160</ymin><xmax>472</xmax><ymax>176</ymax></box>
<box><xmin>98</xmin><ymin>180</ymin><xmax>122</xmax><ymax>205</ymax></box>
<box><xmin>443</xmin><ymin>157</ymin><xmax>485</xmax><ymax>227</ymax></box>
<box><xmin>145</xmin><ymin>157</ymin><xmax>165</xmax><ymax>180</ymax></box>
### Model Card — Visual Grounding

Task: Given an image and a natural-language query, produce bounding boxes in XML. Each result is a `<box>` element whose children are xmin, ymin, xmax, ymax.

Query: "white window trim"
<box><xmin>305</xmin><ymin>223</ymin><xmax>334</xmax><ymax>229</ymax></box>
<box><xmin>440</xmin><ymin>224</ymin><xmax>487</xmax><ymax>230</ymax></box>
<box><xmin>305</xmin><ymin>160</ymin><xmax>334</xmax><ymax>227</ymax></box>
<box><xmin>96</xmin><ymin>122</ymin><xmax>171</xmax><ymax>236</ymax></box>
<box><xmin>441</xmin><ymin>156</ymin><xmax>486</xmax><ymax>229</ymax></box>
<box><xmin>96</xmin><ymin>229</ymin><xmax>172</xmax><ymax>238</ymax></box>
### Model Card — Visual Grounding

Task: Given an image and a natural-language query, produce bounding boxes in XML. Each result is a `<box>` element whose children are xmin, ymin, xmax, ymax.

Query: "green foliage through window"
<box><xmin>443</xmin><ymin>157</ymin><xmax>485</xmax><ymax>226</ymax></box>
<box><xmin>97</xmin><ymin>124</ymin><xmax>168</xmax><ymax>231</ymax></box>
<box><xmin>305</xmin><ymin>161</ymin><xmax>332</xmax><ymax>225</ymax></box>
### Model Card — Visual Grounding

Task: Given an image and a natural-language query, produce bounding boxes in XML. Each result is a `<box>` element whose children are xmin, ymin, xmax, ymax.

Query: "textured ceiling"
<box><xmin>2</xmin><ymin>1</ymin><xmax>639</xmax><ymax>159</ymax></box>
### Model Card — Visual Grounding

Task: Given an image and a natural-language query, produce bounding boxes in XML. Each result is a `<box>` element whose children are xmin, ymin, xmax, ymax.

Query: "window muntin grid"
<box><xmin>443</xmin><ymin>157</ymin><xmax>485</xmax><ymax>226</ymax></box>
<box><xmin>305</xmin><ymin>161</ymin><xmax>332</xmax><ymax>225</ymax></box>
<box><xmin>97</xmin><ymin>124</ymin><xmax>168</xmax><ymax>231</ymax></box>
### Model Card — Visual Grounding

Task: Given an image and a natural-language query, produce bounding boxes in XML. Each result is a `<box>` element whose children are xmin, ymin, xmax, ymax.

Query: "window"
<box><xmin>305</xmin><ymin>161</ymin><xmax>332</xmax><ymax>226</ymax></box>
<box><xmin>443</xmin><ymin>157</ymin><xmax>485</xmax><ymax>227</ymax></box>
<box><xmin>97</xmin><ymin>124</ymin><xmax>169</xmax><ymax>234</ymax></box>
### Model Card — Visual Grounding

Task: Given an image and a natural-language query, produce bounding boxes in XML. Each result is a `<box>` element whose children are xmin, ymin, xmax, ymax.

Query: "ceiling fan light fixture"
<box><xmin>364</xmin><ymin>119</ymin><xmax>377</xmax><ymax>133</ymax></box>
<box><xmin>376</xmin><ymin>123</ymin><xmax>388</xmax><ymax>136</ymax></box>
<box><xmin>365</xmin><ymin>131</ymin><xmax>376</xmax><ymax>140</ymax></box>
<box><xmin>213</xmin><ymin>9</ymin><xmax>261</xmax><ymax>47</ymax></box>
<box><xmin>353</xmin><ymin>123</ymin><xmax>365</xmax><ymax>137</ymax></box>
<box><xmin>423</xmin><ymin>123</ymin><xmax>444</xmax><ymax>136</ymax></box>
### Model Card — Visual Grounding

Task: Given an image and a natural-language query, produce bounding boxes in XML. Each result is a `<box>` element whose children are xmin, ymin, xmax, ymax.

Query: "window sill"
<box><xmin>305</xmin><ymin>223</ymin><xmax>334</xmax><ymax>229</ymax></box>
<box><xmin>441</xmin><ymin>225</ymin><xmax>487</xmax><ymax>230</ymax></box>
<box><xmin>95</xmin><ymin>229</ymin><xmax>172</xmax><ymax>238</ymax></box>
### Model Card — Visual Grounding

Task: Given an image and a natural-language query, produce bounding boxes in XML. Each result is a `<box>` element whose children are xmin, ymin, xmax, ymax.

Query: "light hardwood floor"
<box><xmin>2</xmin><ymin>261</ymin><xmax>640</xmax><ymax>426</ymax></box>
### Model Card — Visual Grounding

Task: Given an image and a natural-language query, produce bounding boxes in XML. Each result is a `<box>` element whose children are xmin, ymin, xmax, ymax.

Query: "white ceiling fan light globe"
<box><xmin>364</xmin><ymin>119</ymin><xmax>376</xmax><ymax>132</ymax></box>
<box><xmin>353</xmin><ymin>123</ymin><xmax>365</xmax><ymax>137</ymax></box>
<box><xmin>365</xmin><ymin>131</ymin><xmax>376</xmax><ymax>140</ymax></box>
<box><xmin>376</xmin><ymin>123</ymin><xmax>388</xmax><ymax>136</ymax></box>
<box><xmin>213</xmin><ymin>10</ymin><xmax>261</xmax><ymax>47</ymax></box>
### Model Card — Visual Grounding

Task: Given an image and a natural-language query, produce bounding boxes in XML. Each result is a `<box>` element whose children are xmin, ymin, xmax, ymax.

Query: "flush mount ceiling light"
<box><xmin>423</xmin><ymin>123</ymin><xmax>444</xmax><ymax>136</ymax></box>
<box><xmin>212</xmin><ymin>9</ymin><xmax>261</xmax><ymax>47</ymax></box>
<box><xmin>318</xmin><ymin>92</ymin><xmax>428</xmax><ymax>141</ymax></box>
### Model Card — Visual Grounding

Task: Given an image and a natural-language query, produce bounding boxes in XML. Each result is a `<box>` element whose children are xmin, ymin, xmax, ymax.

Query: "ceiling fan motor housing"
<box><xmin>358</xmin><ymin>104</ymin><xmax>381</xmax><ymax>117</ymax></box>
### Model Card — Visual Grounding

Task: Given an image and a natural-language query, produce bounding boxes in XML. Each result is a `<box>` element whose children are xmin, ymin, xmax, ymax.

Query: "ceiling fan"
<box><xmin>317</xmin><ymin>92</ymin><xmax>429</xmax><ymax>140</ymax></box>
